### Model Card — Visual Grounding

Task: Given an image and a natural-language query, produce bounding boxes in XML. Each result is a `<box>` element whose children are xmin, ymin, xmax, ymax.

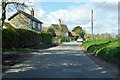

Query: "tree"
<box><xmin>47</xmin><ymin>27</ymin><xmax>56</xmax><ymax>37</ymax></box>
<box><xmin>95</xmin><ymin>34</ymin><xmax>100</xmax><ymax>39</ymax></box>
<box><xmin>1</xmin><ymin>0</ymin><xmax>28</xmax><ymax>28</ymax></box>
<box><xmin>101</xmin><ymin>33</ymin><xmax>104</xmax><ymax>39</ymax></box>
<box><xmin>87</xmin><ymin>33</ymin><xmax>92</xmax><ymax>39</ymax></box>
<box><xmin>72</xmin><ymin>26</ymin><xmax>85</xmax><ymax>39</ymax></box>
<box><xmin>108</xmin><ymin>34</ymin><xmax>112</xmax><ymax>39</ymax></box>
<box><xmin>116</xmin><ymin>34</ymin><xmax>118</xmax><ymax>38</ymax></box>
<box><xmin>72</xmin><ymin>26</ymin><xmax>82</xmax><ymax>32</ymax></box>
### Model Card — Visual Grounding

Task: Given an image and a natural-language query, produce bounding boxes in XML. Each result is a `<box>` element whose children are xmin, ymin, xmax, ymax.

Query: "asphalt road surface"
<box><xmin>3</xmin><ymin>42</ymin><xmax>115</xmax><ymax>78</ymax></box>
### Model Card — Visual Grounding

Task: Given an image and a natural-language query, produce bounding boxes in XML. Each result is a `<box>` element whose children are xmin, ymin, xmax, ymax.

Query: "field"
<box><xmin>82</xmin><ymin>39</ymin><xmax>119</xmax><ymax>64</ymax></box>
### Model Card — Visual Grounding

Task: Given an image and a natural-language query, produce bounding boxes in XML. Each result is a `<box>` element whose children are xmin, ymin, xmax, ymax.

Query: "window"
<box><xmin>33</xmin><ymin>21</ymin><xmax>36</xmax><ymax>28</ymax></box>
<box><xmin>30</xmin><ymin>20</ymin><xmax>33</xmax><ymax>29</ymax></box>
<box><xmin>40</xmin><ymin>24</ymin><xmax>42</xmax><ymax>30</ymax></box>
<box><xmin>36</xmin><ymin>22</ymin><xmax>38</xmax><ymax>29</ymax></box>
<box><xmin>38</xmin><ymin>23</ymin><xmax>40</xmax><ymax>29</ymax></box>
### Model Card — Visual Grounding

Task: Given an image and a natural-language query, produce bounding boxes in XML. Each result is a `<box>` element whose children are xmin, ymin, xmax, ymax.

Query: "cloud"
<box><xmin>1</xmin><ymin>0</ymin><xmax>118</xmax><ymax>34</ymax></box>
<box><xmin>37</xmin><ymin>2</ymin><xmax>118</xmax><ymax>34</ymax></box>
<box><xmin>38</xmin><ymin>3</ymin><xmax>93</xmax><ymax>30</ymax></box>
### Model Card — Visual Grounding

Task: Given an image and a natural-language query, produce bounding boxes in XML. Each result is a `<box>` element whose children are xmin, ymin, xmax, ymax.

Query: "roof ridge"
<box><xmin>8</xmin><ymin>10</ymin><xmax>43</xmax><ymax>24</ymax></box>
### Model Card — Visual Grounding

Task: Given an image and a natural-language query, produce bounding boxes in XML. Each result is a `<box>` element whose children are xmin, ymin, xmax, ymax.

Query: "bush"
<box><xmin>82</xmin><ymin>39</ymin><xmax>119</xmax><ymax>64</ymax></box>
<box><xmin>47</xmin><ymin>27</ymin><xmax>56</xmax><ymax>37</ymax></box>
<box><xmin>2</xmin><ymin>29</ymin><xmax>52</xmax><ymax>50</ymax></box>
<box><xmin>52</xmin><ymin>37</ymin><xmax>60</xmax><ymax>44</ymax></box>
<box><xmin>41</xmin><ymin>31</ymin><xmax>52</xmax><ymax>44</ymax></box>
<box><xmin>2</xmin><ymin>29</ymin><xmax>19</xmax><ymax>48</ymax></box>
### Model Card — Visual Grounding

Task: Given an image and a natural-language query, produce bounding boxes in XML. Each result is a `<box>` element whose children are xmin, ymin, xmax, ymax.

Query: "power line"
<box><xmin>94</xmin><ymin>0</ymin><xmax>107</xmax><ymax>10</ymax></box>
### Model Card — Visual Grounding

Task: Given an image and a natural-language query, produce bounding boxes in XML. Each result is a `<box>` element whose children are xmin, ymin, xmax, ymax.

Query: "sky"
<box><xmin>0</xmin><ymin>0</ymin><xmax>119</xmax><ymax>35</ymax></box>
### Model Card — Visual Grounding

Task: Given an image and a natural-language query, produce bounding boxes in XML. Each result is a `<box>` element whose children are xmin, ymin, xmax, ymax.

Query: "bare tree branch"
<box><xmin>1</xmin><ymin>0</ymin><xmax>32</xmax><ymax>28</ymax></box>
<box><xmin>6</xmin><ymin>2</ymin><xmax>28</xmax><ymax>8</ymax></box>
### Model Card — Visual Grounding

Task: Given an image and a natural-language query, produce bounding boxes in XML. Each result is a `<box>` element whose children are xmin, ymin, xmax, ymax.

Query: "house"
<box><xmin>42</xmin><ymin>27</ymin><xmax>49</xmax><ymax>32</ymax></box>
<box><xmin>71</xmin><ymin>32</ymin><xmax>77</xmax><ymax>37</ymax></box>
<box><xmin>8</xmin><ymin>9</ymin><xmax>43</xmax><ymax>31</ymax></box>
<box><xmin>0</xmin><ymin>19</ymin><xmax>15</xmax><ymax>29</ymax></box>
<box><xmin>49</xmin><ymin>19</ymin><xmax>69</xmax><ymax>37</ymax></box>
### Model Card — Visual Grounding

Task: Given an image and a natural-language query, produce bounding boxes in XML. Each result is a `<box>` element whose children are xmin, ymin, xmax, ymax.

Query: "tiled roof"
<box><xmin>71</xmin><ymin>32</ymin><xmax>77</xmax><ymax>36</ymax></box>
<box><xmin>42</xmin><ymin>27</ymin><xmax>49</xmax><ymax>32</ymax></box>
<box><xmin>8</xmin><ymin>10</ymin><xmax>43</xmax><ymax>24</ymax></box>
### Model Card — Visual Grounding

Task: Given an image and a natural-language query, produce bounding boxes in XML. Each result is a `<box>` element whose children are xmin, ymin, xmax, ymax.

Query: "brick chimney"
<box><xmin>31</xmin><ymin>8</ymin><xmax>34</xmax><ymax>16</ymax></box>
<box><xmin>59</xmin><ymin>19</ymin><xmax>61</xmax><ymax>26</ymax></box>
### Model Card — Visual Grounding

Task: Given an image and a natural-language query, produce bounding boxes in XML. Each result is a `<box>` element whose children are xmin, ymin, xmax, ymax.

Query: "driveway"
<box><xmin>3</xmin><ymin>42</ymin><xmax>115</xmax><ymax>78</ymax></box>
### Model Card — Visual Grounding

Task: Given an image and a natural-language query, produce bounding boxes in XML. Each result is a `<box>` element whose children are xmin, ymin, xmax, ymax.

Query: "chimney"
<box><xmin>59</xmin><ymin>19</ymin><xmax>61</xmax><ymax>26</ymax></box>
<box><xmin>31</xmin><ymin>8</ymin><xmax>34</xmax><ymax>16</ymax></box>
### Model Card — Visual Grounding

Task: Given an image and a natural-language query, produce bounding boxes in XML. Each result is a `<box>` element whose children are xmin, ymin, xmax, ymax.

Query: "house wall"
<box><xmin>9</xmin><ymin>13</ymin><xmax>42</xmax><ymax>31</ymax></box>
<box><xmin>0</xmin><ymin>20</ymin><xmax>2</xmax><ymax>28</ymax></box>
<box><xmin>9</xmin><ymin>13</ymin><xmax>30</xmax><ymax>29</ymax></box>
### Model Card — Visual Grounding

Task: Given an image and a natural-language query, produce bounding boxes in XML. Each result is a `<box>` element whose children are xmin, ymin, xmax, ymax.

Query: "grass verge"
<box><xmin>2</xmin><ymin>44</ymin><xmax>57</xmax><ymax>52</ymax></box>
<box><xmin>82</xmin><ymin>39</ymin><xmax>119</xmax><ymax>65</ymax></box>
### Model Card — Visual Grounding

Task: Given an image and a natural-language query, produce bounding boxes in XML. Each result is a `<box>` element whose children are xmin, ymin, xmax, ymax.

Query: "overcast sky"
<box><xmin>0</xmin><ymin>0</ymin><xmax>119</xmax><ymax>34</ymax></box>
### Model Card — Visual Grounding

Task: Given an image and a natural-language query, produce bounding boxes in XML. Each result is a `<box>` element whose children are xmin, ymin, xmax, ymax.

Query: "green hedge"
<box><xmin>2</xmin><ymin>29</ymin><xmax>52</xmax><ymax>49</ymax></box>
<box><xmin>82</xmin><ymin>39</ymin><xmax>119</xmax><ymax>64</ymax></box>
<box><xmin>41</xmin><ymin>31</ymin><xmax>52</xmax><ymax>44</ymax></box>
<box><xmin>52</xmin><ymin>38</ymin><xmax>60</xmax><ymax>44</ymax></box>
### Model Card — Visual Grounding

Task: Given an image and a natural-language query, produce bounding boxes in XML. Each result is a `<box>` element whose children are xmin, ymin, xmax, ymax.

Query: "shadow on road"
<box><xmin>3</xmin><ymin>42</ymin><xmax>115</xmax><ymax>78</ymax></box>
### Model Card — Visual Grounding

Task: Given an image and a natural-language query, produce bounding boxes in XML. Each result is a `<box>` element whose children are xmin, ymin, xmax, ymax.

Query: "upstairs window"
<box><xmin>38</xmin><ymin>23</ymin><xmax>40</xmax><ymax>29</ymax></box>
<box><xmin>30</xmin><ymin>20</ymin><xmax>33</xmax><ymax>29</ymax></box>
<box><xmin>40</xmin><ymin>24</ymin><xmax>42</xmax><ymax>30</ymax></box>
<box><xmin>33</xmin><ymin>21</ymin><xmax>36</xmax><ymax>28</ymax></box>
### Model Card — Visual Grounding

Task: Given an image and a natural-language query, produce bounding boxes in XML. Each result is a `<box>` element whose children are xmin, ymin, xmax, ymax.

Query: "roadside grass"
<box><xmin>2</xmin><ymin>43</ymin><xmax>57</xmax><ymax>52</ymax></box>
<box><xmin>82</xmin><ymin>38</ymin><xmax>119</xmax><ymax>64</ymax></box>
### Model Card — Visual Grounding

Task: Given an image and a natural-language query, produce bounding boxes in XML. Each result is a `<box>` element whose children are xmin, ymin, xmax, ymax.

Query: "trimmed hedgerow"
<box><xmin>41</xmin><ymin>31</ymin><xmax>52</xmax><ymax>44</ymax></box>
<box><xmin>82</xmin><ymin>39</ymin><xmax>119</xmax><ymax>64</ymax></box>
<box><xmin>2</xmin><ymin>29</ymin><xmax>52</xmax><ymax>49</ymax></box>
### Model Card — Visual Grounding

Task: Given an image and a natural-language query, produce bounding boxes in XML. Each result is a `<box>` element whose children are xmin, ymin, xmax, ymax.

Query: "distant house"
<box><xmin>8</xmin><ymin>9</ymin><xmax>43</xmax><ymax>31</ymax></box>
<box><xmin>49</xmin><ymin>19</ymin><xmax>69</xmax><ymax>37</ymax></box>
<box><xmin>42</xmin><ymin>27</ymin><xmax>49</xmax><ymax>32</ymax></box>
<box><xmin>0</xmin><ymin>19</ymin><xmax>15</xmax><ymax>29</ymax></box>
<box><xmin>71</xmin><ymin>32</ymin><xmax>77</xmax><ymax>37</ymax></box>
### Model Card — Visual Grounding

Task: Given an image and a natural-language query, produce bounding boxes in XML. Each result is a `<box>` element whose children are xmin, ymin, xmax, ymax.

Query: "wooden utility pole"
<box><xmin>91</xmin><ymin>10</ymin><xmax>94</xmax><ymax>39</ymax></box>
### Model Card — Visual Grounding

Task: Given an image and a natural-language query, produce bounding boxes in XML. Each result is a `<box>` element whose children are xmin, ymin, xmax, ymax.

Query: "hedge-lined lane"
<box><xmin>82</xmin><ymin>39</ymin><xmax>119</xmax><ymax>64</ymax></box>
<box><xmin>2</xmin><ymin>29</ymin><xmax>52</xmax><ymax>51</ymax></box>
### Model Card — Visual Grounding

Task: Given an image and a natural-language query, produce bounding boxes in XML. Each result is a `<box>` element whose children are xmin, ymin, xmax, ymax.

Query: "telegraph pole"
<box><xmin>91</xmin><ymin>10</ymin><xmax>94</xmax><ymax>39</ymax></box>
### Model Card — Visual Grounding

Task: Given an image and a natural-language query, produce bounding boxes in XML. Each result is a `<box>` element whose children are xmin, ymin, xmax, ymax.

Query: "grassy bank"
<box><xmin>3</xmin><ymin>43</ymin><xmax>57</xmax><ymax>52</ymax></box>
<box><xmin>82</xmin><ymin>39</ymin><xmax>119</xmax><ymax>64</ymax></box>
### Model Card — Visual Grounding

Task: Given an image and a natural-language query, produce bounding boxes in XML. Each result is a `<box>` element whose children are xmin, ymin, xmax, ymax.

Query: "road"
<box><xmin>3</xmin><ymin>42</ymin><xmax>115</xmax><ymax>78</ymax></box>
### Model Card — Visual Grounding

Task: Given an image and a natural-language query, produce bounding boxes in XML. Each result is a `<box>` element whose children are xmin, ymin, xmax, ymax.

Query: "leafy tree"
<box><xmin>116</xmin><ymin>34</ymin><xmax>118</xmax><ymax>38</ymax></box>
<box><xmin>84</xmin><ymin>36</ymin><xmax>87</xmax><ymax>39</ymax></box>
<box><xmin>1</xmin><ymin>0</ymin><xmax>28</xmax><ymax>28</ymax></box>
<box><xmin>86</xmin><ymin>33</ymin><xmax>92</xmax><ymax>39</ymax></box>
<box><xmin>95</xmin><ymin>34</ymin><xmax>100</xmax><ymax>39</ymax></box>
<box><xmin>47</xmin><ymin>27</ymin><xmax>56</xmax><ymax>37</ymax></box>
<box><xmin>72</xmin><ymin>26</ymin><xmax>82</xmax><ymax>32</ymax></box>
<box><xmin>72</xmin><ymin>26</ymin><xmax>85</xmax><ymax>39</ymax></box>
<box><xmin>101</xmin><ymin>33</ymin><xmax>104</xmax><ymax>39</ymax></box>
<box><xmin>108</xmin><ymin>34</ymin><xmax>112</xmax><ymax>38</ymax></box>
